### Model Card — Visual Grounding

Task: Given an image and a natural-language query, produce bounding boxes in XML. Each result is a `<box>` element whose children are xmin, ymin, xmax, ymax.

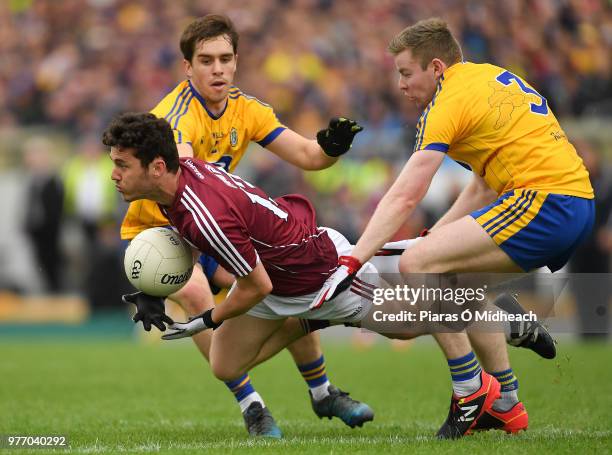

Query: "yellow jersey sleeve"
<box><xmin>150</xmin><ymin>81</ymin><xmax>198</xmax><ymax>145</ymax></box>
<box><xmin>232</xmin><ymin>91</ymin><xmax>285</xmax><ymax>146</ymax></box>
<box><xmin>120</xmin><ymin>199</ymin><xmax>168</xmax><ymax>240</ymax></box>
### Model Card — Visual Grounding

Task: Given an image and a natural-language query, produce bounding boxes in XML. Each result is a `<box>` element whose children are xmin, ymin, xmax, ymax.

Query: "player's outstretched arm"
<box><xmin>266</xmin><ymin>117</ymin><xmax>363</xmax><ymax>170</ymax></box>
<box><xmin>162</xmin><ymin>263</ymin><xmax>272</xmax><ymax>340</ymax></box>
<box><xmin>311</xmin><ymin>153</ymin><xmax>443</xmax><ymax>309</ymax></box>
<box><xmin>350</xmin><ymin>151</ymin><xmax>444</xmax><ymax>264</ymax></box>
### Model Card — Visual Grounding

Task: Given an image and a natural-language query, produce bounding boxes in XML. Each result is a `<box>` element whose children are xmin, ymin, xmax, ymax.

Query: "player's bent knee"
<box><xmin>381</xmin><ymin>331</ymin><xmax>419</xmax><ymax>340</ymax></box>
<box><xmin>210</xmin><ymin>358</ymin><xmax>245</xmax><ymax>382</ymax></box>
<box><xmin>399</xmin><ymin>250</ymin><xmax>449</xmax><ymax>275</ymax></box>
<box><xmin>399</xmin><ymin>253</ymin><xmax>426</xmax><ymax>275</ymax></box>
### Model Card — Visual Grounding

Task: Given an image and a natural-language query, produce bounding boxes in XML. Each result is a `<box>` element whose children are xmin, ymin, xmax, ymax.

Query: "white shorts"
<box><xmin>246</xmin><ymin>228</ymin><xmax>378</xmax><ymax>323</ymax></box>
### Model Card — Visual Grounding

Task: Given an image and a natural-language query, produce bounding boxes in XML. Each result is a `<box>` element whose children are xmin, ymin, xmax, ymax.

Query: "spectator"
<box><xmin>22</xmin><ymin>136</ymin><xmax>64</xmax><ymax>293</ymax></box>
<box><xmin>62</xmin><ymin>135</ymin><xmax>118</xmax><ymax>245</ymax></box>
<box><xmin>3</xmin><ymin>0</ymin><xmax>611</xmax><ymax>301</ymax></box>
<box><xmin>2</xmin><ymin>0</ymin><xmax>610</xmax><ymax>134</ymax></box>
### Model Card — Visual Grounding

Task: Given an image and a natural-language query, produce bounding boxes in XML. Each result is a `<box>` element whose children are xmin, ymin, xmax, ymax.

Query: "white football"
<box><xmin>124</xmin><ymin>227</ymin><xmax>194</xmax><ymax>297</ymax></box>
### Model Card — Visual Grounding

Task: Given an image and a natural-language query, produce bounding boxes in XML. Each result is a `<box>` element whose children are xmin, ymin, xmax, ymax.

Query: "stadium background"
<box><xmin>0</xmin><ymin>1</ymin><xmax>611</xmax><ymax>452</ymax></box>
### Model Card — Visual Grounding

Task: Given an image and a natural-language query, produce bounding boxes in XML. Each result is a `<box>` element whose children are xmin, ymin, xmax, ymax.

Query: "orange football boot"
<box><xmin>436</xmin><ymin>370</ymin><xmax>501</xmax><ymax>439</ymax></box>
<box><xmin>470</xmin><ymin>401</ymin><xmax>528</xmax><ymax>434</ymax></box>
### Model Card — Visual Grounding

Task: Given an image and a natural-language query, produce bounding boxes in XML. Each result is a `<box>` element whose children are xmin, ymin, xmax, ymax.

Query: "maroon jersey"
<box><xmin>161</xmin><ymin>158</ymin><xmax>338</xmax><ymax>296</ymax></box>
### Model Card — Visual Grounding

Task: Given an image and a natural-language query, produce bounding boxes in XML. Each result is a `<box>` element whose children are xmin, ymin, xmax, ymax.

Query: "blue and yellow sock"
<box><xmin>448</xmin><ymin>351</ymin><xmax>482</xmax><ymax>397</ymax></box>
<box><xmin>225</xmin><ymin>373</ymin><xmax>263</xmax><ymax>413</ymax></box>
<box><xmin>298</xmin><ymin>355</ymin><xmax>331</xmax><ymax>401</ymax></box>
<box><xmin>491</xmin><ymin>368</ymin><xmax>519</xmax><ymax>411</ymax></box>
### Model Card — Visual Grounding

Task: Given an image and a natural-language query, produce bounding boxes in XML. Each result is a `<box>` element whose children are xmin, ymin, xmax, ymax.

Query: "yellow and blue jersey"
<box><xmin>120</xmin><ymin>80</ymin><xmax>286</xmax><ymax>240</ymax></box>
<box><xmin>415</xmin><ymin>62</ymin><xmax>594</xmax><ymax>199</ymax></box>
<box><xmin>415</xmin><ymin>62</ymin><xmax>596</xmax><ymax>271</ymax></box>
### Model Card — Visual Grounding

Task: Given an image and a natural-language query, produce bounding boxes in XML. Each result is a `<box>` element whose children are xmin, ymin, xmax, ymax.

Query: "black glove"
<box><xmin>122</xmin><ymin>291</ymin><xmax>174</xmax><ymax>332</ymax></box>
<box><xmin>317</xmin><ymin>117</ymin><xmax>363</xmax><ymax>157</ymax></box>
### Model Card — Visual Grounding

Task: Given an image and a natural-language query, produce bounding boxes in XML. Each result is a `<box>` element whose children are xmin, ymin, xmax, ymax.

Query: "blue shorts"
<box><xmin>471</xmin><ymin>190</ymin><xmax>595</xmax><ymax>272</ymax></box>
<box><xmin>199</xmin><ymin>254</ymin><xmax>221</xmax><ymax>295</ymax></box>
<box><xmin>198</xmin><ymin>254</ymin><xmax>219</xmax><ymax>281</ymax></box>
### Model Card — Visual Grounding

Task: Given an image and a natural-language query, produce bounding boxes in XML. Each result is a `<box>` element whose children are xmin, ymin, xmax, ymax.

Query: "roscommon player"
<box><xmin>314</xmin><ymin>18</ymin><xmax>594</xmax><ymax>438</ymax></box>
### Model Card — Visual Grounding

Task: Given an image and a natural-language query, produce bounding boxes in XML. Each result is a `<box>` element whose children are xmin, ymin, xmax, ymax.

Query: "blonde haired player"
<box><xmin>314</xmin><ymin>18</ymin><xmax>594</xmax><ymax>438</ymax></box>
<box><xmin>120</xmin><ymin>14</ymin><xmax>369</xmax><ymax>438</ymax></box>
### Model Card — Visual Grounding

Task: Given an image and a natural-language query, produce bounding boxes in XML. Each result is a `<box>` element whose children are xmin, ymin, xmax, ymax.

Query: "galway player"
<box><xmin>119</xmin><ymin>15</ymin><xmax>370</xmax><ymax>437</ymax></box>
<box><xmin>105</xmin><ymin>112</ymin><xmax>504</xmax><ymax>440</ymax></box>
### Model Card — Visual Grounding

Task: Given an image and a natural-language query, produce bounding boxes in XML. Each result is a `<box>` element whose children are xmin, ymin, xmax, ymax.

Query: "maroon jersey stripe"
<box><xmin>184</xmin><ymin>185</ymin><xmax>253</xmax><ymax>273</ymax></box>
<box><xmin>181</xmin><ymin>192</ymin><xmax>251</xmax><ymax>276</ymax></box>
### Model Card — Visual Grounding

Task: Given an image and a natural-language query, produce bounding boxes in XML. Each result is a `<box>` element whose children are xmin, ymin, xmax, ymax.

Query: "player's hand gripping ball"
<box><xmin>122</xmin><ymin>291</ymin><xmax>174</xmax><ymax>331</ymax></box>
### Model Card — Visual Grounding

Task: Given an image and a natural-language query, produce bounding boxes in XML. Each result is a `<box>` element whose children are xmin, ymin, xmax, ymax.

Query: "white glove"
<box><xmin>310</xmin><ymin>255</ymin><xmax>363</xmax><ymax>310</ymax></box>
<box><xmin>376</xmin><ymin>231</ymin><xmax>428</xmax><ymax>256</ymax></box>
<box><xmin>161</xmin><ymin>309</ymin><xmax>221</xmax><ymax>340</ymax></box>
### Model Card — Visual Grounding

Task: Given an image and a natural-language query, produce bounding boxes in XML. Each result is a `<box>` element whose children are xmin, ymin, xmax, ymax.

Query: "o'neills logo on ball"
<box><xmin>160</xmin><ymin>270</ymin><xmax>191</xmax><ymax>285</ymax></box>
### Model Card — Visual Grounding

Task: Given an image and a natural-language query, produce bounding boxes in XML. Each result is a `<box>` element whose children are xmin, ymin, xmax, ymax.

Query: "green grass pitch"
<box><xmin>1</xmin><ymin>337</ymin><xmax>611</xmax><ymax>454</ymax></box>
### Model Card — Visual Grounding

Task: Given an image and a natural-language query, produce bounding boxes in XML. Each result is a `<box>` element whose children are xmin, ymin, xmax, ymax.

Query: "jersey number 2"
<box><xmin>495</xmin><ymin>71</ymin><xmax>548</xmax><ymax>115</ymax></box>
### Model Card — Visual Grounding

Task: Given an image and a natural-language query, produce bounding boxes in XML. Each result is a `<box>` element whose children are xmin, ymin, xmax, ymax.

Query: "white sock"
<box><xmin>310</xmin><ymin>380</ymin><xmax>331</xmax><ymax>401</ymax></box>
<box><xmin>238</xmin><ymin>391</ymin><xmax>265</xmax><ymax>413</ymax></box>
<box><xmin>452</xmin><ymin>375</ymin><xmax>482</xmax><ymax>397</ymax></box>
<box><xmin>493</xmin><ymin>390</ymin><xmax>519</xmax><ymax>412</ymax></box>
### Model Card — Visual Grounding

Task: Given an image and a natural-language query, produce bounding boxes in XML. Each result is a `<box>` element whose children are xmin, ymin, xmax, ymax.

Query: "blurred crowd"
<box><xmin>2</xmin><ymin>0</ymin><xmax>611</xmax><ymax>134</ymax></box>
<box><xmin>0</xmin><ymin>0</ymin><xmax>611</xmax><ymax>333</ymax></box>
